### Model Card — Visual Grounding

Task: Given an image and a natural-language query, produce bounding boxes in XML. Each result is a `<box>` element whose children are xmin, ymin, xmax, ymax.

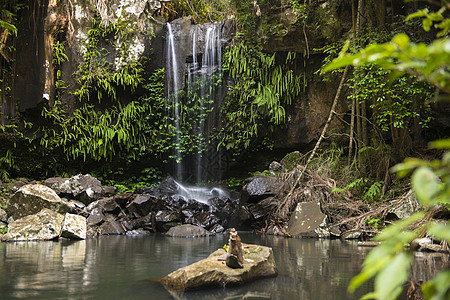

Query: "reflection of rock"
<box><xmin>62</xmin><ymin>240</ymin><xmax>86</xmax><ymax>269</ymax></box>
<box><xmin>165</xmin><ymin>224</ymin><xmax>212</xmax><ymax>237</ymax></box>
<box><xmin>2</xmin><ymin>208</ymin><xmax>64</xmax><ymax>241</ymax></box>
<box><xmin>6</xmin><ymin>184</ymin><xmax>71</xmax><ymax>220</ymax></box>
<box><xmin>160</xmin><ymin>244</ymin><xmax>277</xmax><ymax>291</ymax></box>
<box><xmin>288</xmin><ymin>202</ymin><xmax>332</xmax><ymax>238</ymax></box>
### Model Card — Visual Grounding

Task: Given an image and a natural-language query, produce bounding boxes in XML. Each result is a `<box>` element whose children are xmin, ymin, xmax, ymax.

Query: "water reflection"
<box><xmin>0</xmin><ymin>234</ymin><xmax>446</xmax><ymax>300</ymax></box>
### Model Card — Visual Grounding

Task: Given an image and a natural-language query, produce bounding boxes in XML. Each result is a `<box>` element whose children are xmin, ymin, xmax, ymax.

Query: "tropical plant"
<box><xmin>219</xmin><ymin>41</ymin><xmax>303</xmax><ymax>151</ymax></box>
<box><xmin>325</xmin><ymin>1</ymin><xmax>450</xmax><ymax>299</ymax></box>
<box><xmin>348</xmin><ymin>139</ymin><xmax>450</xmax><ymax>300</ymax></box>
<box><xmin>73</xmin><ymin>15</ymin><xmax>144</xmax><ymax>103</ymax></box>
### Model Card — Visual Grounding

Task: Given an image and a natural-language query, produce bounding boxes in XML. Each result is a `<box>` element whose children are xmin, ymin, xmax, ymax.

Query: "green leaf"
<box><xmin>0</xmin><ymin>19</ymin><xmax>17</xmax><ymax>35</ymax></box>
<box><xmin>375</xmin><ymin>252</ymin><xmax>412</xmax><ymax>300</ymax></box>
<box><xmin>391</xmin><ymin>158</ymin><xmax>429</xmax><ymax>178</ymax></box>
<box><xmin>412</xmin><ymin>167</ymin><xmax>440</xmax><ymax>207</ymax></box>
<box><xmin>429</xmin><ymin>138</ymin><xmax>450</xmax><ymax>150</ymax></box>
<box><xmin>422</xmin><ymin>269</ymin><xmax>450</xmax><ymax>300</ymax></box>
<box><xmin>405</xmin><ymin>9</ymin><xmax>429</xmax><ymax>21</ymax></box>
<box><xmin>392</xmin><ymin>34</ymin><xmax>410</xmax><ymax>50</ymax></box>
<box><xmin>375</xmin><ymin>212</ymin><xmax>424</xmax><ymax>242</ymax></box>
<box><xmin>428</xmin><ymin>223</ymin><xmax>450</xmax><ymax>243</ymax></box>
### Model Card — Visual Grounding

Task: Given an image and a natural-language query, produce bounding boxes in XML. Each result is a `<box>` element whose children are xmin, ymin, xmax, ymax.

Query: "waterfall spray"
<box><xmin>166</xmin><ymin>23</ymin><xmax>183</xmax><ymax>180</ymax></box>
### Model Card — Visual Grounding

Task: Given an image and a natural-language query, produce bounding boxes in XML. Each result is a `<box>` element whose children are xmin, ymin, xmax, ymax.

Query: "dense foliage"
<box><xmin>326</xmin><ymin>2</ymin><xmax>450</xmax><ymax>299</ymax></box>
<box><xmin>219</xmin><ymin>42</ymin><xmax>302</xmax><ymax>150</ymax></box>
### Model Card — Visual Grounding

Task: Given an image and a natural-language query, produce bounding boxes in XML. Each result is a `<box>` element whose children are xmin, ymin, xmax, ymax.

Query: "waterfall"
<box><xmin>165</xmin><ymin>21</ymin><xmax>224</xmax><ymax>183</ymax></box>
<box><xmin>196</xmin><ymin>24</ymin><xmax>222</xmax><ymax>183</ymax></box>
<box><xmin>165</xmin><ymin>23</ymin><xmax>182</xmax><ymax>180</ymax></box>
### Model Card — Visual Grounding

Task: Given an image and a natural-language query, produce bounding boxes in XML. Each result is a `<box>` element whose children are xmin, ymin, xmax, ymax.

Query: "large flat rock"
<box><xmin>288</xmin><ymin>201</ymin><xmax>331</xmax><ymax>238</ymax></box>
<box><xmin>6</xmin><ymin>184</ymin><xmax>71</xmax><ymax>220</ymax></box>
<box><xmin>160</xmin><ymin>244</ymin><xmax>277</xmax><ymax>291</ymax></box>
<box><xmin>2</xmin><ymin>208</ymin><xmax>64</xmax><ymax>241</ymax></box>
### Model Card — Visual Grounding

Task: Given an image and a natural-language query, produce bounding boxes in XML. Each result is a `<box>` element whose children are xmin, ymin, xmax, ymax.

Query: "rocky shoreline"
<box><xmin>0</xmin><ymin>152</ymin><xmax>448</xmax><ymax>254</ymax></box>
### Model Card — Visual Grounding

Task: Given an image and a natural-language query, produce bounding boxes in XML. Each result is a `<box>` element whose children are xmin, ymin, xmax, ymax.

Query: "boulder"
<box><xmin>185</xmin><ymin>199</ymin><xmax>209</xmax><ymax>212</ymax></box>
<box><xmin>268</xmin><ymin>161</ymin><xmax>283</xmax><ymax>175</ymax></box>
<box><xmin>102</xmin><ymin>186</ymin><xmax>117</xmax><ymax>196</ymax></box>
<box><xmin>113</xmin><ymin>192</ymin><xmax>133</xmax><ymax>207</ymax></box>
<box><xmin>6</xmin><ymin>184</ymin><xmax>71</xmax><ymax>220</ymax></box>
<box><xmin>158</xmin><ymin>177</ymin><xmax>179</xmax><ymax>195</ymax></box>
<box><xmin>229</xmin><ymin>206</ymin><xmax>252</xmax><ymax>230</ymax></box>
<box><xmin>160</xmin><ymin>244</ymin><xmax>277</xmax><ymax>291</ymax></box>
<box><xmin>209</xmin><ymin>223</ymin><xmax>225</xmax><ymax>234</ymax></box>
<box><xmin>61</xmin><ymin>213</ymin><xmax>87</xmax><ymax>239</ymax></box>
<box><xmin>165</xmin><ymin>224</ymin><xmax>212</xmax><ymax>237</ymax></box>
<box><xmin>155</xmin><ymin>210</ymin><xmax>180</xmax><ymax>231</ymax></box>
<box><xmin>44</xmin><ymin>174</ymin><xmax>103</xmax><ymax>204</ymax></box>
<box><xmin>194</xmin><ymin>212</ymin><xmax>220</xmax><ymax>230</ymax></box>
<box><xmin>87</xmin><ymin>208</ymin><xmax>106</xmax><ymax>226</ymax></box>
<box><xmin>388</xmin><ymin>190</ymin><xmax>422</xmax><ymax>219</ymax></box>
<box><xmin>248</xmin><ymin>196</ymin><xmax>278</xmax><ymax>221</ymax></box>
<box><xmin>280</xmin><ymin>151</ymin><xmax>304</xmax><ymax>172</ymax></box>
<box><xmin>0</xmin><ymin>208</ymin><xmax>7</xmax><ymax>222</ymax></box>
<box><xmin>87</xmin><ymin>197</ymin><xmax>120</xmax><ymax>214</ymax></box>
<box><xmin>99</xmin><ymin>218</ymin><xmax>125</xmax><ymax>235</ymax></box>
<box><xmin>2</xmin><ymin>208</ymin><xmax>64</xmax><ymax>241</ymax></box>
<box><xmin>7</xmin><ymin>178</ymin><xmax>29</xmax><ymax>193</ymax></box>
<box><xmin>126</xmin><ymin>194</ymin><xmax>154</xmax><ymax>217</ymax></box>
<box><xmin>128</xmin><ymin>213</ymin><xmax>153</xmax><ymax>231</ymax></box>
<box><xmin>241</xmin><ymin>176</ymin><xmax>283</xmax><ymax>204</ymax></box>
<box><xmin>288</xmin><ymin>201</ymin><xmax>331</xmax><ymax>238</ymax></box>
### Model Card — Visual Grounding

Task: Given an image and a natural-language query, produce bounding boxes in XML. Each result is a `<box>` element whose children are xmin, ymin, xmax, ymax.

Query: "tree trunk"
<box><xmin>348</xmin><ymin>96</ymin><xmax>356</xmax><ymax>165</ymax></box>
<box><xmin>356</xmin><ymin>0</ymin><xmax>364</xmax><ymax>34</ymax></box>
<box><xmin>374</xmin><ymin>0</ymin><xmax>386</xmax><ymax>29</ymax></box>
<box><xmin>43</xmin><ymin>0</ymin><xmax>58</xmax><ymax>107</ymax></box>
<box><xmin>361</xmin><ymin>96</ymin><xmax>368</xmax><ymax>146</ymax></box>
<box><xmin>356</xmin><ymin>96</ymin><xmax>362</xmax><ymax>149</ymax></box>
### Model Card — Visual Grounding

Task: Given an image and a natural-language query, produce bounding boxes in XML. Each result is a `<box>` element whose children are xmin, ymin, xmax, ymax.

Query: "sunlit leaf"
<box><xmin>428</xmin><ymin>223</ymin><xmax>450</xmax><ymax>243</ymax></box>
<box><xmin>375</xmin><ymin>252</ymin><xmax>412</xmax><ymax>300</ymax></box>
<box><xmin>392</xmin><ymin>34</ymin><xmax>410</xmax><ymax>50</ymax></box>
<box><xmin>375</xmin><ymin>213</ymin><xmax>424</xmax><ymax>241</ymax></box>
<box><xmin>429</xmin><ymin>138</ymin><xmax>450</xmax><ymax>150</ymax></box>
<box><xmin>412</xmin><ymin>167</ymin><xmax>440</xmax><ymax>207</ymax></box>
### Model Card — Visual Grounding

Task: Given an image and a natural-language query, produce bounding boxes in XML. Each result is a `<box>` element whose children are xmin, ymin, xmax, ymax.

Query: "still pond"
<box><xmin>0</xmin><ymin>233</ymin><xmax>445</xmax><ymax>299</ymax></box>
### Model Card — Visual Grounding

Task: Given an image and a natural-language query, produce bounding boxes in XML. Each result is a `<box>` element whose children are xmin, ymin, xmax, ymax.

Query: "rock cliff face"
<box><xmin>15</xmin><ymin>0</ymin><xmax>166</xmax><ymax>113</ymax></box>
<box><xmin>12</xmin><ymin>0</ymin><xmax>352</xmax><ymax>151</ymax></box>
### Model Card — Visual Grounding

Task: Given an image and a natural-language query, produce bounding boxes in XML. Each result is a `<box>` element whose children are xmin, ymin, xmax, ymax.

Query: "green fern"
<box><xmin>363</xmin><ymin>181</ymin><xmax>383</xmax><ymax>202</ymax></box>
<box><xmin>220</xmin><ymin>42</ymin><xmax>303</xmax><ymax>151</ymax></box>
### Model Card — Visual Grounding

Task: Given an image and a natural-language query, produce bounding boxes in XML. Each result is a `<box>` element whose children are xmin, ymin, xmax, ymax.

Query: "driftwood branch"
<box><xmin>276</xmin><ymin>65</ymin><xmax>349</xmax><ymax>216</ymax></box>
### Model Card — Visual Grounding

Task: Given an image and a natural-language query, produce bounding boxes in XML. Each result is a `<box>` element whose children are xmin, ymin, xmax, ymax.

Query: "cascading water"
<box><xmin>174</xmin><ymin>180</ymin><xmax>229</xmax><ymax>205</ymax></box>
<box><xmin>196</xmin><ymin>24</ymin><xmax>222</xmax><ymax>183</ymax></box>
<box><xmin>165</xmin><ymin>21</ymin><xmax>224</xmax><ymax>184</ymax></box>
<box><xmin>165</xmin><ymin>23</ymin><xmax>183</xmax><ymax>180</ymax></box>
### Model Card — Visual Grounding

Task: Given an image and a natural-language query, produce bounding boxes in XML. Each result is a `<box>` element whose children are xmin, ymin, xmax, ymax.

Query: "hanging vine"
<box><xmin>219</xmin><ymin>41</ymin><xmax>303</xmax><ymax>151</ymax></box>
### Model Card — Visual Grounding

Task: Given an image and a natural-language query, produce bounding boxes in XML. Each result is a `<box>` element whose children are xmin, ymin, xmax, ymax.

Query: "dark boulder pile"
<box><xmin>0</xmin><ymin>175</ymin><xmax>250</xmax><ymax>241</ymax></box>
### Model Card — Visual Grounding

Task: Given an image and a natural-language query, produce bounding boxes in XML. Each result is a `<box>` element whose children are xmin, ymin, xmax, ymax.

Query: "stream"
<box><xmin>0</xmin><ymin>234</ymin><xmax>446</xmax><ymax>299</ymax></box>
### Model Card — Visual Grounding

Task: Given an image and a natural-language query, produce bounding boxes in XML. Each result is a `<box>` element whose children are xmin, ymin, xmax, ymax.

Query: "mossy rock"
<box><xmin>280</xmin><ymin>151</ymin><xmax>305</xmax><ymax>172</ymax></box>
